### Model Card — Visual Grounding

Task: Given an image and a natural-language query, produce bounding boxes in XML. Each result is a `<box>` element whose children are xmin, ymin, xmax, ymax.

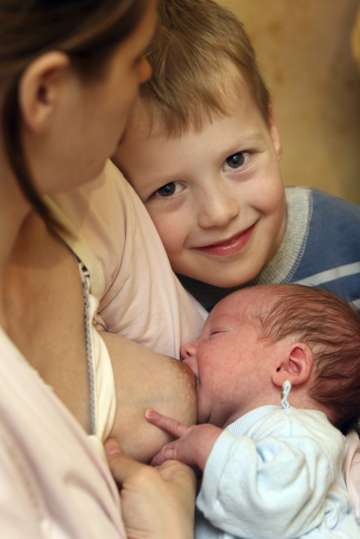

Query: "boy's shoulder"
<box><xmin>309</xmin><ymin>187</ymin><xmax>360</xmax><ymax>224</ymax></box>
<box><xmin>283</xmin><ymin>187</ymin><xmax>360</xmax><ymax>307</ymax></box>
<box><xmin>289</xmin><ymin>186</ymin><xmax>360</xmax><ymax>263</ymax></box>
<box><xmin>286</xmin><ymin>186</ymin><xmax>360</xmax><ymax>228</ymax></box>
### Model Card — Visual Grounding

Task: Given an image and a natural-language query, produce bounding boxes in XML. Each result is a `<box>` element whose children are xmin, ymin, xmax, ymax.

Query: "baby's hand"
<box><xmin>145</xmin><ymin>409</ymin><xmax>222</xmax><ymax>470</ymax></box>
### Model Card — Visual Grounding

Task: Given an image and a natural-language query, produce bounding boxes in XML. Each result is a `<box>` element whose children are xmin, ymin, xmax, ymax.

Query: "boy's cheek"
<box><xmin>149</xmin><ymin>212</ymin><xmax>187</xmax><ymax>254</ymax></box>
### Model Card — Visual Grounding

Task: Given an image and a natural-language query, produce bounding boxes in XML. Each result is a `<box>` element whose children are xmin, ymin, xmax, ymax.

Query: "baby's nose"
<box><xmin>180</xmin><ymin>341</ymin><xmax>199</xmax><ymax>377</ymax></box>
<box><xmin>180</xmin><ymin>340</ymin><xmax>197</xmax><ymax>360</ymax></box>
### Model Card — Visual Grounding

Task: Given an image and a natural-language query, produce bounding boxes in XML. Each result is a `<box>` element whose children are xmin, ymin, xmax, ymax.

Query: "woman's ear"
<box><xmin>272</xmin><ymin>342</ymin><xmax>314</xmax><ymax>388</ymax></box>
<box><xmin>267</xmin><ymin>105</ymin><xmax>282</xmax><ymax>159</ymax></box>
<box><xmin>19</xmin><ymin>51</ymin><xmax>70</xmax><ymax>134</ymax></box>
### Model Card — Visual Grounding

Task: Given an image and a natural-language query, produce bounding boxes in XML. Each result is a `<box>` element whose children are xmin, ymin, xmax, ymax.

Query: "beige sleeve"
<box><xmin>47</xmin><ymin>161</ymin><xmax>206</xmax><ymax>358</ymax></box>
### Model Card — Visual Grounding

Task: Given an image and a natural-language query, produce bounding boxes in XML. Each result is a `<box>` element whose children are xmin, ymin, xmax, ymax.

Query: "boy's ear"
<box><xmin>267</xmin><ymin>105</ymin><xmax>282</xmax><ymax>158</ymax></box>
<box><xmin>272</xmin><ymin>343</ymin><xmax>314</xmax><ymax>388</ymax></box>
<box><xmin>19</xmin><ymin>51</ymin><xmax>70</xmax><ymax>134</ymax></box>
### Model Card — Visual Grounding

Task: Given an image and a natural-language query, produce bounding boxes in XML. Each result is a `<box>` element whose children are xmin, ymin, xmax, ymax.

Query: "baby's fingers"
<box><xmin>151</xmin><ymin>442</ymin><xmax>179</xmax><ymax>466</ymax></box>
<box><xmin>145</xmin><ymin>408</ymin><xmax>188</xmax><ymax>438</ymax></box>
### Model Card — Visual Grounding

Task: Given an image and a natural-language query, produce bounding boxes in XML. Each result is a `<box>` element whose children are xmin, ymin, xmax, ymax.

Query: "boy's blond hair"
<box><xmin>141</xmin><ymin>0</ymin><xmax>270</xmax><ymax>135</ymax></box>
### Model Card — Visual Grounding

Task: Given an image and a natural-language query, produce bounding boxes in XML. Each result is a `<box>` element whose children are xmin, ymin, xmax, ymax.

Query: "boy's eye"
<box><xmin>155</xmin><ymin>181</ymin><xmax>183</xmax><ymax>198</ymax></box>
<box><xmin>224</xmin><ymin>151</ymin><xmax>248</xmax><ymax>170</ymax></box>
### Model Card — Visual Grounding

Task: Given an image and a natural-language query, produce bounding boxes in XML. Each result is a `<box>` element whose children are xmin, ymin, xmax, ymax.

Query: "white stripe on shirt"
<box><xmin>295</xmin><ymin>262</ymin><xmax>360</xmax><ymax>286</ymax></box>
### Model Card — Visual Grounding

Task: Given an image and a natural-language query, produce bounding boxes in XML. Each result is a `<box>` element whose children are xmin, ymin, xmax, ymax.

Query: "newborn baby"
<box><xmin>146</xmin><ymin>284</ymin><xmax>360</xmax><ymax>538</ymax></box>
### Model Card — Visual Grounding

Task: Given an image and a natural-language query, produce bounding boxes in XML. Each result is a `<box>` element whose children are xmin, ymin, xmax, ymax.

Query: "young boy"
<box><xmin>114</xmin><ymin>0</ymin><xmax>360</xmax><ymax>312</ymax></box>
<box><xmin>146</xmin><ymin>284</ymin><xmax>360</xmax><ymax>538</ymax></box>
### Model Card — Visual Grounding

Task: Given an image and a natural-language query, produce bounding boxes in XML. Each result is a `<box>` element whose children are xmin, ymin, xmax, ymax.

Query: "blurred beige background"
<box><xmin>217</xmin><ymin>0</ymin><xmax>360</xmax><ymax>203</ymax></box>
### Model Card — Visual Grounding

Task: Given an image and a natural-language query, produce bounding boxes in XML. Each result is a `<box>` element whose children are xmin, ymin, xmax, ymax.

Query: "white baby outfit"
<box><xmin>196</xmin><ymin>405</ymin><xmax>360</xmax><ymax>538</ymax></box>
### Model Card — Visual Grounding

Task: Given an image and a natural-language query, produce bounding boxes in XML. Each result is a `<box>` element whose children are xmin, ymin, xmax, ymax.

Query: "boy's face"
<box><xmin>115</xmin><ymin>79</ymin><xmax>286</xmax><ymax>287</ymax></box>
<box><xmin>180</xmin><ymin>288</ymin><xmax>280</xmax><ymax>427</ymax></box>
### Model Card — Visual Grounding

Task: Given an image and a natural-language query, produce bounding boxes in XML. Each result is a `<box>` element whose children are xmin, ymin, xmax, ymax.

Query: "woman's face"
<box><xmin>27</xmin><ymin>0</ymin><xmax>157</xmax><ymax>195</ymax></box>
<box><xmin>73</xmin><ymin>0</ymin><xmax>158</xmax><ymax>183</ymax></box>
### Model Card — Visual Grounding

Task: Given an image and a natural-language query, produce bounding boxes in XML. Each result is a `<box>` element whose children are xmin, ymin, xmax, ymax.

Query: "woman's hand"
<box><xmin>105</xmin><ymin>439</ymin><xmax>196</xmax><ymax>539</ymax></box>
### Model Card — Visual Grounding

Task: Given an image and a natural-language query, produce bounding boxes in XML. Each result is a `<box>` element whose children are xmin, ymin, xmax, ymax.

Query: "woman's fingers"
<box><xmin>105</xmin><ymin>439</ymin><xmax>152</xmax><ymax>485</ymax></box>
<box><xmin>104</xmin><ymin>438</ymin><xmax>196</xmax><ymax>539</ymax></box>
<box><xmin>145</xmin><ymin>408</ymin><xmax>188</xmax><ymax>438</ymax></box>
<box><xmin>157</xmin><ymin>460</ymin><xmax>197</xmax><ymax>499</ymax></box>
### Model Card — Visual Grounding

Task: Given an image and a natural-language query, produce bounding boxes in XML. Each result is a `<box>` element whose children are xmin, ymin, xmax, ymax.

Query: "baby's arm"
<box><xmin>145</xmin><ymin>409</ymin><xmax>222</xmax><ymax>470</ymax></box>
<box><xmin>148</xmin><ymin>409</ymin><xmax>346</xmax><ymax>539</ymax></box>
<box><xmin>196</xmin><ymin>426</ymin><xmax>344</xmax><ymax>539</ymax></box>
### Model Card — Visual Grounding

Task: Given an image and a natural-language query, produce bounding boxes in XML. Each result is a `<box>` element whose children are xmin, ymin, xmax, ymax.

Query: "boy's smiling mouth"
<box><xmin>195</xmin><ymin>222</ymin><xmax>257</xmax><ymax>257</ymax></box>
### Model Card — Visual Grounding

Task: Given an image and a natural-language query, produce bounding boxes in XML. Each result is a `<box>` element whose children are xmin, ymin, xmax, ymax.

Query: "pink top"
<box><xmin>0</xmin><ymin>328</ymin><xmax>125</xmax><ymax>538</ymax></box>
<box><xmin>0</xmin><ymin>162</ymin><xmax>206</xmax><ymax>536</ymax></box>
<box><xmin>48</xmin><ymin>161</ymin><xmax>206</xmax><ymax>357</ymax></box>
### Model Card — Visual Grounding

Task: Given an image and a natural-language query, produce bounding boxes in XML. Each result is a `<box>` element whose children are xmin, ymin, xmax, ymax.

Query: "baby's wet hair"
<box><xmin>258</xmin><ymin>284</ymin><xmax>360</xmax><ymax>434</ymax></box>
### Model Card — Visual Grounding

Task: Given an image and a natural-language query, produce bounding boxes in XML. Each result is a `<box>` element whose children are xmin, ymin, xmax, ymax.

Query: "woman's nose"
<box><xmin>198</xmin><ymin>185</ymin><xmax>239</xmax><ymax>229</ymax></box>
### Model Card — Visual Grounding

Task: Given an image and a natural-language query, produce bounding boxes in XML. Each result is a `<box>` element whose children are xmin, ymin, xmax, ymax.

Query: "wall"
<box><xmin>218</xmin><ymin>0</ymin><xmax>360</xmax><ymax>203</ymax></box>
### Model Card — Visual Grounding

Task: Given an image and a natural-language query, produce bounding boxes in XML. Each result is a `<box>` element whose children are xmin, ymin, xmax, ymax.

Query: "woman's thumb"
<box><xmin>105</xmin><ymin>438</ymin><xmax>122</xmax><ymax>458</ymax></box>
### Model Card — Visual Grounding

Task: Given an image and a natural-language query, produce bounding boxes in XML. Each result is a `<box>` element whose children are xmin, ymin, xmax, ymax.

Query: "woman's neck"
<box><xmin>0</xmin><ymin>171</ymin><xmax>30</xmax><ymax>329</ymax></box>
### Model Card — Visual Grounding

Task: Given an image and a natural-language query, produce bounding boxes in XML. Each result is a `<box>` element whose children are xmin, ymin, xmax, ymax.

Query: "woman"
<box><xmin>0</xmin><ymin>1</ymin><xmax>203</xmax><ymax>537</ymax></box>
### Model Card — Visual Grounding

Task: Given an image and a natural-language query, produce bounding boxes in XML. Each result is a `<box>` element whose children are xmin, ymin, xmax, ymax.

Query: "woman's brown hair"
<box><xmin>0</xmin><ymin>0</ymin><xmax>146</xmax><ymax>221</ymax></box>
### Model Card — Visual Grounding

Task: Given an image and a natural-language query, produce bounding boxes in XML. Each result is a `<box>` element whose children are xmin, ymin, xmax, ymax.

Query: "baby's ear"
<box><xmin>272</xmin><ymin>343</ymin><xmax>314</xmax><ymax>388</ymax></box>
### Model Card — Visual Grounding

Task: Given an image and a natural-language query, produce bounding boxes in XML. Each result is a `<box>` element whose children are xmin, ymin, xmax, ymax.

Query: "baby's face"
<box><xmin>114</xmin><ymin>79</ymin><xmax>286</xmax><ymax>288</ymax></box>
<box><xmin>181</xmin><ymin>287</ymin><xmax>278</xmax><ymax>426</ymax></box>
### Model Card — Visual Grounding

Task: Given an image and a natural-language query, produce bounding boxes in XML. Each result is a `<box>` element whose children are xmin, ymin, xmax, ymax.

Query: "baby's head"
<box><xmin>181</xmin><ymin>284</ymin><xmax>360</xmax><ymax>433</ymax></box>
<box><xmin>114</xmin><ymin>0</ymin><xmax>286</xmax><ymax>288</ymax></box>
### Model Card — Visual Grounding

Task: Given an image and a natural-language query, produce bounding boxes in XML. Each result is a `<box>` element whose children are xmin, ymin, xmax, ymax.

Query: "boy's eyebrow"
<box><xmin>215</xmin><ymin>132</ymin><xmax>270</xmax><ymax>162</ymax></box>
<box><xmin>232</xmin><ymin>131</ymin><xmax>268</xmax><ymax>146</ymax></box>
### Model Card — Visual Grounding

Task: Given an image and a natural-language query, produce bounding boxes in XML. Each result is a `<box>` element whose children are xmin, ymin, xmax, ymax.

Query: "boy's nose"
<box><xmin>198</xmin><ymin>186</ymin><xmax>239</xmax><ymax>229</ymax></box>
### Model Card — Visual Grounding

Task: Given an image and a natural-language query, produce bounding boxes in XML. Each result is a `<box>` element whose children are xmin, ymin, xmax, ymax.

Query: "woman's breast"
<box><xmin>102</xmin><ymin>331</ymin><xmax>197</xmax><ymax>462</ymax></box>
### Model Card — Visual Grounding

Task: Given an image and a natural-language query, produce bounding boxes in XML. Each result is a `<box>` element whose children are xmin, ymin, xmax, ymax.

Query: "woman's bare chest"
<box><xmin>4</xmin><ymin>214</ymin><xmax>89</xmax><ymax>426</ymax></box>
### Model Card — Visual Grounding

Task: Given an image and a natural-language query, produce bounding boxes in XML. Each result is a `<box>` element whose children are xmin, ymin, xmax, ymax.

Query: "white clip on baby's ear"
<box><xmin>281</xmin><ymin>380</ymin><xmax>292</xmax><ymax>410</ymax></box>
